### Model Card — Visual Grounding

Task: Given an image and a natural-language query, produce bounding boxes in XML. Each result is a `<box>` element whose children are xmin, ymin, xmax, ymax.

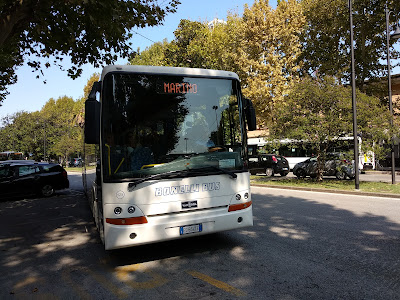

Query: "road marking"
<box><xmin>115</xmin><ymin>264</ymin><xmax>168</xmax><ymax>289</ymax></box>
<box><xmin>187</xmin><ymin>270</ymin><xmax>246</xmax><ymax>297</ymax></box>
<box><xmin>84</xmin><ymin>268</ymin><xmax>128</xmax><ymax>299</ymax></box>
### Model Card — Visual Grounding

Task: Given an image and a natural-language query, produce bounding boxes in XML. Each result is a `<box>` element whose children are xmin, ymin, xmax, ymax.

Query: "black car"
<box><xmin>248</xmin><ymin>154</ymin><xmax>290</xmax><ymax>176</ymax></box>
<box><xmin>0</xmin><ymin>161</ymin><xmax>69</xmax><ymax>199</ymax></box>
<box><xmin>293</xmin><ymin>153</ymin><xmax>355</xmax><ymax>180</ymax></box>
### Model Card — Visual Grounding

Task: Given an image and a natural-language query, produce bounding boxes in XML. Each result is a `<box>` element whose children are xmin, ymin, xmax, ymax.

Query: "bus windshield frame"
<box><xmin>101</xmin><ymin>72</ymin><xmax>247</xmax><ymax>183</ymax></box>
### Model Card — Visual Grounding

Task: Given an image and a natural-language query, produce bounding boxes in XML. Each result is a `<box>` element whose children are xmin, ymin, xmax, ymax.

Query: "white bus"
<box><xmin>0</xmin><ymin>151</ymin><xmax>24</xmax><ymax>161</ymax></box>
<box><xmin>83</xmin><ymin>65</ymin><xmax>256</xmax><ymax>250</ymax></box>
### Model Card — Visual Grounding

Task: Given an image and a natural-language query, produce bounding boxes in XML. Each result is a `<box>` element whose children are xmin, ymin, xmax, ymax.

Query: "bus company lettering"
<box><xmin>155</xmin><ymin>182</ymin><xmax>220</xmax><ymax>197</ymax></box>
<box><xmin>164</xmin><ymin>82</ymin><xmax>197</xmax><ymax>94</ymax></box>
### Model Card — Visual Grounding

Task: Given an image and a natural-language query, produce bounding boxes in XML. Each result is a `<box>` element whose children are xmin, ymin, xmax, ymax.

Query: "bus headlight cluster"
<box><xmin>114</xmin><ymin>206</ymin><xmax>136</xmax><ymax>215</ymax></box>
<box><xmin>235</xmin><ymin>192</ymin><xmax>249</xmax><ymax>201</ymax></box>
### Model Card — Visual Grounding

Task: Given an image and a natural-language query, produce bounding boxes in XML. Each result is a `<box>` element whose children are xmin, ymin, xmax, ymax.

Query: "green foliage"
<box><xmin>0</xmin><ymin>0</ymin><xmax>180</xmax><ymax>103</ymax></box>
<box><xmin>239</xmin><ymin>0</ymin><xmax>306</xmax><ymax>126</ymax></box>
<box><xmin>299</xmin><ymin>0</ymin><xmax>400</xmax><ymax>92</ymax></box>
<box><xmin>0</xmin><ymin>95</ymin><xmax>86</xmax><ymax>162</ymax></box>
<box><xmin>269</xmin><ymin>76</ymin><xmax>396</xmax><ymax>180</ymax></box>
<box><xmin>164</xmin><ymin>19</ymin><xmax>209</xmax><ymax>68</ymax></box>
<box><xmin>130</xmin><ymin>0</ymin><xmax>306</xmax><ymax>127</ymax></box>
<box><xmin>130</xmin><ymin>40</ymin><xmax>169</xmax><ymax>66</ymax></box>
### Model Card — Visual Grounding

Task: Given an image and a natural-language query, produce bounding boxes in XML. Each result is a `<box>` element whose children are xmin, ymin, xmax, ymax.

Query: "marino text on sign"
<box><xmin>163</xmin><ymin>82</ymin><xmax>198</xmax><ymax>94</ymax></box>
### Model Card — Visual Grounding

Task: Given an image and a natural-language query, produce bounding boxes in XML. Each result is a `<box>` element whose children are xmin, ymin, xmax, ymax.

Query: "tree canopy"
<box><xmin>130</xmin><ymin>0</ymin><xmax>306</xmax><ymax>127</ymax></box>
<box><xmin>0</xmin><ymin>0</ymin><xmax>180</xmax><ymax>103</ymax></box>
<box><xmin>299</xmin><ymin>0</ymin><xmax>400</xmax><ymax>93</ymax></box>
<box><xmin>0</xmin><ymin>73</ymin><xmax>101</xmax><ymax>163</ymax></box>
<box><xmin>269</xmin><ymin>76</ymin><xmax>398</xmax><ymax>180</ymax></box>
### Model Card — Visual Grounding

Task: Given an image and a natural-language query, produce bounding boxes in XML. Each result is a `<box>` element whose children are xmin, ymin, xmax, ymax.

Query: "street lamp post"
<box><xmin>385</xmin><ymin>5</ymin><xmax>400</xmax><ymax>184</ymax></box>
<box><xmin>349</xmin><ymin>0</ymin><xmax>360</xmax><ymax>189</ymax></box>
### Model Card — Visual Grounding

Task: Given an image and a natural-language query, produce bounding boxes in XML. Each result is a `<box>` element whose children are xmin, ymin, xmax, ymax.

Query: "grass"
<box><xmin>250</xmin><ymin>175</ymin><xmax>400</xmax><ymax>195</ymax></box>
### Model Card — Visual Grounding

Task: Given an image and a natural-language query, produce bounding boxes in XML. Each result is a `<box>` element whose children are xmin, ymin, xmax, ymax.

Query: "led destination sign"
<box><xmin>158</xmin><ymin>81</ymin><xmax>198</xmax><ymax>94</ymax></box>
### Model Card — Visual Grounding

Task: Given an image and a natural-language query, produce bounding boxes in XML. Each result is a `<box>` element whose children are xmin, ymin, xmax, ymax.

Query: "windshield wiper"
<box><xmin>190</xmin><ymin>166</ymin><xmax>237</xmax><ymax>179</ymax></box>
<box><xmin>127</xmin><ymin>170</ymin><xmax>191</xmax><ymax>192</ymax></box>
<box><xmin>205</xmin><ymin>166</ymin><xmax>237</xmax><ymax>179</ymax></box>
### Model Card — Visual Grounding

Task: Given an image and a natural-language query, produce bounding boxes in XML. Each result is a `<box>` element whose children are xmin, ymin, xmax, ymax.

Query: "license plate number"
<box><xmin>180</xmin><ymin>224</ymin><xmax>202</xmax><ymax>235</ymax></box>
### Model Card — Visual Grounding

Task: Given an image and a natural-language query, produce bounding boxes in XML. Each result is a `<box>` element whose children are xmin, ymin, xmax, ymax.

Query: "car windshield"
<box><xmin>101</xmin><ymin>73</ymin><xmax>245</xmax><ymax>182</ymax></box>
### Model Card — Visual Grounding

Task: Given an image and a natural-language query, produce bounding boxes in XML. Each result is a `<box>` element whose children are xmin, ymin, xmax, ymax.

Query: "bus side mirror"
<box><xmin>84</xmin><ymin>82</ymin><xmax>101</xmax><ymax>144</ymax></box>
<box><xmin>244</xmin><ymin>98</ymin><xmax>256</xmax><ymax>131</ymax></box>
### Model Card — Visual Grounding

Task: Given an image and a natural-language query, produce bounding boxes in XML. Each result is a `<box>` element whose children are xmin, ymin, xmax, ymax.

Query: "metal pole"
<box><xmin>349</xmin><ymin>0</ymin><xmax>359</xmax><ymax>189</ymax></box>
<box><xmin>385</xmin><ymin>5</ymin><xmax>396</xmax><ymax>184</ymax></box>
<box><xmin>43</xmin><ymin>122</ymin><xmax>46</xmax><ymax>162</ymax></box>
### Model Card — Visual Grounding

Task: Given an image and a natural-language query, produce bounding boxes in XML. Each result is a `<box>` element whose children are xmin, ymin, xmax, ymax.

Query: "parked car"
<box><xmin>293</xmin><ymin>153</ymin><xmax>355</xmax><ymax>180</ymax></box>
<box><xmin>248</xmin><ymin>154</ymin><xmax>290</xmax><ymax>176</ymax></box>
<box><xmin>0</xmin><ymin>161</ymin><xmax>69</xmax><ymax>199</ymax></box>
<box><xmin>69</xmin><ymin>158</ymin><xmax>82</xmax><ymax>167</ymax></box>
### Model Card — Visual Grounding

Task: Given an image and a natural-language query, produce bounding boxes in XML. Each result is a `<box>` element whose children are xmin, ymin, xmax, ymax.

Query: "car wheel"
<box><xmin>265</xmin><ymin>168</ymin><xmax>274</xmax><ymax>177</ymax></box>
<box><xmin>41</xmin><ymin>184</ymin><xmax>55</xmax><ymax>197</ymax></box>
<box><xmin>335</xmin><ymin>171</ymin><xmax>346</xmax><ymax>180</ymax></box>
<box><xmin>296</xmin><ymin>168</ymin><xmax>306</xmax><ymax>178</ymax></box>
<box><xmin>280</xmin><ymin>172</ymin><xmax>288</xmax><ymax>177</ymax></box>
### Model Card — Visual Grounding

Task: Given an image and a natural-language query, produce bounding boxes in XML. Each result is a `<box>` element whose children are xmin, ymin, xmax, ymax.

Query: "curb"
<box><xmin>251</xmin><ymin>184</ymin><xmax>400</xmax><ymax>199</ymax></box>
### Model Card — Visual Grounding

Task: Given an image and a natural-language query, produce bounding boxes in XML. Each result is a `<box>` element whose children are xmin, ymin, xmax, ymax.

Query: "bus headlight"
<box><xmin>128</xmin><ymin>206</ymin><xmax>135</xmax><ymax>214</ymax></box>
<box><xmin>114</xmin><ymin>207</ymin><xmax>122</xmax><ymax>215</ymax></box>
<box><xmin>235</xmin><ymin>194</ymin><xmax>241</xmax><ymax>201</ymax></box>
<box><xmin>244</xmin><ymin>192</ymin><xmax>249</xmax><ymax>200</ymax></box>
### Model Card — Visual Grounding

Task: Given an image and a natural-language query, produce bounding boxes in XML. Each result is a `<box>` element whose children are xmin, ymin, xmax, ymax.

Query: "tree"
<box><xmin>164</xmin><ymin>19</ymin><xmax>209</xmax><ymax>68</ymax></box>
<box><xmin>131</xmin><ymin>1</ymin><xmax>306</xmax><ymax>127</ymax></box>
<box><xmin>0</xmin><ymin>0</ymin><xmax>180</xmax><ymax>103</ymax></box>
<box><xmin>130</xmin><ymin>39</ymin><xmax>169</xmax><ymax>66</ymax></box>
<box><xmin>238</xmin><ymin>0</ymin><xmax>306</xmax><ymax>126</ymax></box>
<box><xmin>299</xmin><ymin>0</ymin><xmax>400</xmax><ymax>93</ymax></box>
<box><xmin>0</xmin><ymin>111</ymin><xmax>43</xmax><ymax>159</ymax></box>
<box><xmin>269</xmin><ymin>76</ymin><xmax>397</xmax><ymax>181</ymax></box>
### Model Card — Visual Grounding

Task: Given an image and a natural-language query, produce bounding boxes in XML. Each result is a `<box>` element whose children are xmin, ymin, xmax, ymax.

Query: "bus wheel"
<box><xmin>265</xmin><ymin>168</ymin><xmax>274</xmax><ymax>177</ymax></box>
<box><xmin>99</xmin><ymin>216</ymin><xmax>105</xmax><ymax>245</ymax></box>
<box><xmin>40</xmin><ymin>184</ymin><xmax>54</xmax><ymax>197</ymax></box>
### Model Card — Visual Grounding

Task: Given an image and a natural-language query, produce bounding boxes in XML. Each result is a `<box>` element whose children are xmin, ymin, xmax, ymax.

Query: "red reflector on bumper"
<box><xmin>228</xmin><ymin>201</ymin><xmax>252</xmax><ymax>212</ymax></box>
<box><xmin>106</xmin><ymin>216</ymin><xmax>148</xmax><ymax>225</ymax></box>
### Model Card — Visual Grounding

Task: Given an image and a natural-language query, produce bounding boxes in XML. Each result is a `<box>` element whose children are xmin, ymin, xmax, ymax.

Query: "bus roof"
<box><xmin>101</xmin><ymin>65</ymin><xmax>240</xmax><ymax>81</ymax></box>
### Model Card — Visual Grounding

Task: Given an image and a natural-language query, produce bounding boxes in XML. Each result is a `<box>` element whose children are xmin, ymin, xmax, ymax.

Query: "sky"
<box><xmin>1</xmin><ymin>0</ymin><xmax>272</xmax><ymax>120</ymax></box>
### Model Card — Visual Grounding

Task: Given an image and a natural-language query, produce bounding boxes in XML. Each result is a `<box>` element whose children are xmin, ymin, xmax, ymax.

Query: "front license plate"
<box><xmin>180</xmin><ymin>224</ymin><xmax>202</xmax><ymax>235</ymax></box>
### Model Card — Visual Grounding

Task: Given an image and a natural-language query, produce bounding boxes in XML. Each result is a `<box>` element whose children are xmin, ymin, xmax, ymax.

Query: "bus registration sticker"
<box><xmin>180</xmin><ymin>223</ymin><xmax>202</xmax><ymax>235</ymax></box>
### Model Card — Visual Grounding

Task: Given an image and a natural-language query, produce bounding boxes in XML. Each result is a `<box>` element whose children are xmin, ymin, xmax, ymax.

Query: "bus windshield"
<box><xmin>102</xmin><ymin>73</ymin><xmax>245</xmax><ymax>182</ymax></box>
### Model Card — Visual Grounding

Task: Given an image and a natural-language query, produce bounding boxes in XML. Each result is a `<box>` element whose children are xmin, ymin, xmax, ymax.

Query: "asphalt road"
<box><xmin>0</xmin><ymin>172</ymin><xmax>399</xmax><ymax>299</ymax></box>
